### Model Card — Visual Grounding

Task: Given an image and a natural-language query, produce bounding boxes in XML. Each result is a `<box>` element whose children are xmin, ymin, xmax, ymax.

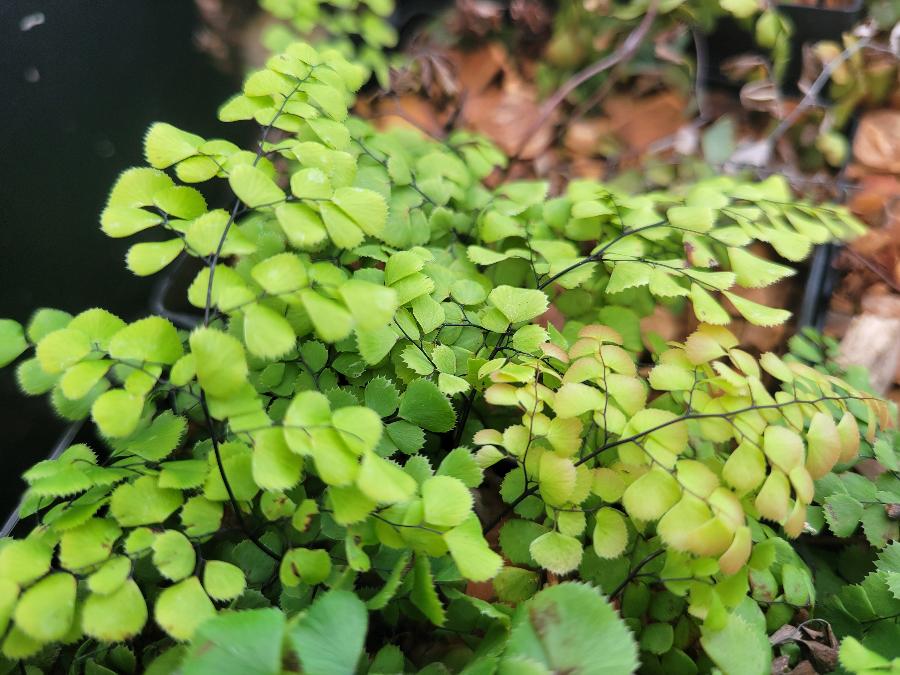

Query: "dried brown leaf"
<box><xmin>740</xmin><ymin>80</ymin><xmax>780</xmax><ymax>114</ymax></box>
<box><xmin>854</xmin><ymin>110</ymin><xmax>900</xmax><ymax>173</ymax></box>
<box><xmin>770</xmin><ymin>624</ymin><xmax>802</xmax><ymax>645</ymax></box>
<box><xmin>787</xmin><ymin>660</ymin><xmax>817</xmax><ymax>675</ymax></box>
<box><xmin>451</xmin><ymin>0</ymin><xmax>504</xmax><ymax>37</ymax></box>
<box><xmin>799</xmin><ymin>639</ymin><xmax>838</xmax><ymax>672</ymax></box>
<box><xmin>722</xmin><ymin>54</ymin><xmax>771</xmax><ymax>80</ymax></box>
<box><xmin>462</xmin><ymin>81</ymin><xmax>555</xmax><ymax>159</ymax></box>
<box><xmin>509</xmin><ymin>0</ymin><xmax>551</xmax><ymax>35</ymax></box>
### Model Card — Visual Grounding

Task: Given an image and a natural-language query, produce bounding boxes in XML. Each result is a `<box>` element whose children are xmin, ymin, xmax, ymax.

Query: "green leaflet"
<box><xmin>109</xmin><ymin>316</ymin><xmax>183</xmax><ymax>365</ymax></box>
<box><xmin>36</xmin><ymin>328</ymin><xmax>91</xmax><ymax>374</ymax></box>
<box><xmin>398</xmin><ymin>379</ymin><xmax>456</xmax><ymax>433</ymax></box>
<box><xmin>107</xmin><ymin>167</ymin><xmax>173</xmax><ymax>207</ymax></box>
<box><xmin>92</xmin><ymin>389</ymin><xmax>144</xmax><ymax>438</ymax></box>
<box><xmin>110</xmin><ymin>476</ymin><xmax>183</xmax><ymax>527</ymax></box>
<box><xmin>155</xmin><ymin>185</ymin><xmax>207</xmax><ymax>219</ymax></box>
<box><xmin>593</xmin><ymin>508</ymin><xmax>629</xmax><ymax>560</ymax></box>
<box><xmin>728</xmin><ymin>247</ymin><xmax>795</xmax><ymax>288</ymax></box>
<box><xmin>667</xmin><ymin>205</ymin><xmax>714</xmax><ymax>233</ymax></box>
<box><xmin>26</xmin><ymin>308</ymin><xmax>73</xmax><ymax>342</ymax></box>
<box><xmin>0</xmin><ymin>540</ymin><xmax>53</xmax><ymax>586</ymax></box>
<box><xmin>622</xmin><ymin>468</ymin><xmax>681</xmax><ymax>521</ymax></box>
<box><xmin>251</xmin><ymin>252</ymin><xmax>308</xmax><ymax>295</ymax></box>
<box><xmin>839</xmin><ymin>638</ymin><xmax>897</xmax><ymax>674</ymax></box>
<box><xmin>144</xmin><ymin>122</ymin><xmax>204</xmax><ymax>168</ymax></box>
<box><xmin>444</xmin><ymin>516</ymin><xmax>503</xmax><ymax>582</ymax></box>
<box><xmin>339</xmin><ymin>280</ymin><xmax>397</xmax><ymax>331</ymax></box>
<box><xmin>332</xmin><ymin>187</ymin><xmax>388</xmax><ymax>237</ymax></box>
<box><xmin>190</xmin><ymin>327</ymin><xmax>249</xmax><ymax>397</ymax></box>
<box><xmin>494</xmin><ymin>567</ymin><xmax>540</xmax><ymax>604</ymax></box>
<box><xmin>502</xmin><ymin>583</ymin><xmax>639</xmax><ymax>673</ymax></box>
<box><xmin>187</xmin><ymin>210</ymin><xmax>257</xmax><ymax>257</ymax></box>
<box><xmin>357</xmin><ymin>453</ymin><xmax>416</xmax><ymax>504</ymax></box>
<box><xmin>607</xmin><ymin>261</ymin><xmax>651</xmax><ymax>295</ymax></box>
<box><xmin>114</xmin><ymin>411</ymin><xmax>186</xmax><ymax>461</ymax></box>
<box><xmin>13</xmin><ymin>573</ymin><xmax>76</xmax><ymax>642</ymax></box>
<box><xmin>500</xmin><ymin>519</ymin><xmax>548</xmax><ymax>566</ymax></box>
<box><xmin>203</xmin><ymin>560</ymin><xmax>247</xmax><ymax>601</ymax></box>
<box><xmin>276</xmin><ymin>203</ymin><xmax>328</xmax><ymax>249</ymax></box>
<box><xmin>229</xmin><ymin>165</ymin><xmax>285</xmax><ymax>208</ymax></box>
<box><xmin>824</xmin><ymin>493</ymin><xmax>864</xmax><ymax>537</ymax></box>
<box><xmin>251</xmin><ymin>427</ymin><xmax>303</xmax><ymax>490</ymax></box>
<box><xmin>411</xmin><ymin>555</ymin><xmax>446</xmax><ymax>626</ymax></box>
<box><xmin>321</xmin><ymin>202</ymin><xmax>365</xmax><ymax>248</ymax></box>
<box><xmin>182</xmin><ymin>497</ymin><xmax>224</xmax><ymax>538</ymax></box>
<box><xmin>204</xmin><ymin>442</ymin><xmax>259</xmax><ymax>501</ymax></box>
<box><xmin>61</xmin><ymin>360</ymin><xmax>112</xmax><ymax>400</ymax></box>
<box><xmin>291</xmin><ymin>167</ymin><xmax>332</xmax><ymax>200</ymax></box>
<box><xmin>244</xmin><ymin>303</ymin><xmax>297</xmax><ymax>359</ymax></box>
<box><xmin>181</xmin><ymin>608</ymin><xmax>285</xmax><ymax>675</ymax></box>
<box><xmin>366</xmin><ymin>551</ymin><xmax>411</xmax><ymax>610</ymax></box>
<box><xmin>280</xmin><ymin>548</ymin><xmax>332</xmax><ymax>586</ymax></box>
<box><xmin>436</xmin><ymin>447</ymin><xmax>483</xmax><ymax>488</ymax></box>
<box><xmin>82</xmin><ymin>579</ymin><xmax>148</xmax><ymax>642</ymax></box>
<box><xmin>127</xmin><ymin>239</ymin><xmax>185</xmax><ymax>276</ymax></box>
<box><xmin>289</xmin><ymin>591</ymin><xmax>368</xmax><ymax>675</ymax></box>
<box><xmin>488</xmin><ymin>286</ymin><xmax>549</xmax><ymax>324</ymax></box>
<box><xmin>422</xmin><ymin>475</ymin><xmax>473</xmax><ymax>527</ymax></box>
<box><xmin>725</xmin><ymin>291</ymin><xmax>792</xmax><ymax>327</ymax></box>
<box><xmin>304</xmin><ymin>83</ymin><xmax>348</xmax><ymax>121</ymax></box>
<box><xmin>301</xmin><ymin>289</ymin><xmax>354</xmax><ymax>342</ymax></box>
<box><xmin>529</xmin><ymin>531</ymin><xmax>584</xmax><ymax>575</ymax></box>
<box><xmin>700</xmin><ymin>599</ymin><xmax>771</xmax><ymax>675</ymax></box>
<box><xmin>16</xmin><ymin>357</ymin><xmax>59</xmax><ymax>395</ymax></box>
<box><xmin>101</xmin><ymin>205</ymin><xmax>163</xmax><ymax>238</ymax></box>
<box><xmin>364</xmin><ymin>376</ymin><xmax>400</xmax><ymax>417</ymax></box>
<box><xmin>59</xmin><ymin>518</ymin><xmax>121</xmax><ymax>570</ymax></box>
<box><xmin>0</xmin><ymin>320</ymin><xmax>28</xmax><ymax>368</ymax></box>
<box><xmin>154</xmin><ymin>577</ymin><xmax>217</xmax><ymax>641</ymax></box>
<box><xmin>690</xmin><ymin>284</ymin><xmax>730</xmax><ymax>325</ymax></box>
<box><xmin>152</xmin><ymin>530</ymin><xmax>197</xmax><ymax>581</ymax></box>
<box><xmin>87</xmin><ymin>556</ymin><xmax>131</xmax><ymax>595</ymax></box>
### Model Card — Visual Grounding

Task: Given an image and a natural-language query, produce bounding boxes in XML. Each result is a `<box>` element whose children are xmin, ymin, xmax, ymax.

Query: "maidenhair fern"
<box><xmin>0</xmin><ymin>40</ymin><xmax>894</xmax><ymax>675</ymax></box>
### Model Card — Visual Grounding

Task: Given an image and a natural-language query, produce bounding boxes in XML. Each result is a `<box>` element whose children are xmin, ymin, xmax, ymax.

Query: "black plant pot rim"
<box><xmin>776</xmin><ymin>0</ymin><xmax>863</xmax><ymax>14</ymax></box>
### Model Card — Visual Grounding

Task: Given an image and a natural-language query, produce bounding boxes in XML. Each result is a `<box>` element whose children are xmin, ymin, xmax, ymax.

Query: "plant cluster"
<box><xmin>530</xmin><ymin>0</ymin><xmax>791</xmax><ymax>96</ymax></box>
<box><xmin>0</xmin><ymin>38</ymin><xmax>896</xmax><ymax>674</ymax></box>
<box><xmin>259</xmin><ymin>0</ymin><xmax>399</xmax><ymax>87</ymax></box>
<box><xmin>460</xmin><ymin>0</ymin><xmax>897</xmax><ymax>176</ymax></box>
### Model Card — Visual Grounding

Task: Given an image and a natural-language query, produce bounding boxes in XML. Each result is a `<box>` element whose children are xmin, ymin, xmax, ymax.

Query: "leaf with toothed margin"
<box><xmin>154</xmin><ymin>576</ymin><xmax>216</xmax><ymax>641</ymax></box>
<box><xmin>229</xmin><ymin>165</ymin><xmax>284</xmax><ymax>208</ymax></box>
<box><xmin>724</xmin><ymin>291</ymin><xmax>791</xmax><ymax>327</ymax></box>
<box><xmin>398</xmin><ymin>379</ymin><xmax>455</xmax><ymax>433</ymax></box>
<box><xmin>289</xmin><ymin>590</ymin><xmax>368</xmax><ymax>675</ymax></box>
<box><xmin>503</xmin><ymin>582</ymin><xmax>639</xmax><ymax>674</ymax></box>
<box><xmin>0</xmin><ymin>320</ymin><xmax>28</xmax><ymax>368</ymax></box>
<box><xmin>444</xmin><ymin>515</ymin><xmax>503</xmax><ymax>582</ymax></box>
<box><xmin>410</xmin><ymin>555</ymin><xmax>445</xmax><ymax>626</ymax></box>
<box><xmin>144</xmin><ymin>122</ymin><xmax>204</xmax><ymax>169</ymax></box>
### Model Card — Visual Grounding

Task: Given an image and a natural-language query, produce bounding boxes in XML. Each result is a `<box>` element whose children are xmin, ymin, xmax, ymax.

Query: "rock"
<box><xmin>861</xmin><ymin>292</ymin><xmax>900</xmax><ymax>319</ymax></box>
<box><xmin>837</xmin><ymin>313</ymin><xmax>900</xmax><ymax>393</ymax></box>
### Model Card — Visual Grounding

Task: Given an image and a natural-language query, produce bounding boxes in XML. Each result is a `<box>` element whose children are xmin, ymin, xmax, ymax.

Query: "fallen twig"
<box><xmin>841</xmin><ymin>248</ymin><xmax>900</xmax><ymax>294</ymax></box>
<box><xmin>767</xmin><ymin>33</ymin><xmax>873</xmax><ymax>149</ymax></box>
<box><xmin>508</xmin><ymin>0</ymin><xmax>661</xmax><ymax>161</ymax></box>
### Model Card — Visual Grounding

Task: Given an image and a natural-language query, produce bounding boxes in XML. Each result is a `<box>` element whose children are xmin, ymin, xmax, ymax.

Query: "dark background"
<box><xmin>0</xmin><ymin>1</ymin><xmax>238</xmax><ymax>514</ymax></box>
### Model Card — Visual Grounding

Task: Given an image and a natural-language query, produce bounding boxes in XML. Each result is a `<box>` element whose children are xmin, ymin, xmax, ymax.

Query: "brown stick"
<box><xmin>508</xmin><ymin>0</ymin><xmax>661</xmax><ymax>161</ymax></box>
<box><xmin>842</xmin><ymin>247</ymin><xmax>900</xmax><ymax>294</ymax></box>
<box><xmin>767</xmin><ymin>34</ymin><xmax>872</xmax><ymax>147</ymax></box>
